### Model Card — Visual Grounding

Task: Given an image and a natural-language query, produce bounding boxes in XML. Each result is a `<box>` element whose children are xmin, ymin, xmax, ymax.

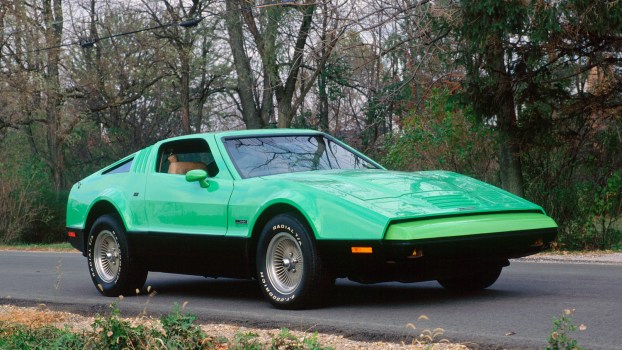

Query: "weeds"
<box><xmin>159</xmin><ymin>302</ymin><xmax>209</xmax><ymax>350</ymax></box>
<box><xmin>0</xmin><ymin>321</ymin><xmax>85</xmax><ymax>350</ymax></box>
<box><xmin>406</xmin><ymin>315</ymin><xmax>451</xmax><ymax>348</ymax></box>
<box><xmin>232</xmin><ymin>332</ymin><xmax>263</xmax><ymax>350</ymax></box>
<box><xmin>0</xmin><ymin>304</ymin><xmax>334</xmax><ymax>350</ymax></box>
<box><xmin>546</xmin><ymin>309</ymin><xmax>586</xmax><ymax>350</ymax></box>
<box><xmin>2</xmin><ymin>304</ymin><xmax>589</xmax><ymax>349</ymax></box>
<box><xmin>270</xmin><ymin>328</ymin><xmax>329</xmax><ymax>350</ymax></box>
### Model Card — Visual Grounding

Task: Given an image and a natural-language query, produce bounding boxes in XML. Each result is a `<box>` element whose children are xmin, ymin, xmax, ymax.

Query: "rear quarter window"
<box><xmin>102</xmin><ymin>158</ymin><xmax>134</xmax><ymax>175</ymax></box>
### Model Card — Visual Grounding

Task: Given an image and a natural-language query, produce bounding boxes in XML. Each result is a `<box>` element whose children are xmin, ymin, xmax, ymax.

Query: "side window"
<box><xmin>103</xmin><ymin>158</ymin><xmax>133</xmax><ymax>175</ymax></box>
<box><xmin>156</xmin><ymin>138</ymin><xmax>219</xmax><ymax>177</ymax></box>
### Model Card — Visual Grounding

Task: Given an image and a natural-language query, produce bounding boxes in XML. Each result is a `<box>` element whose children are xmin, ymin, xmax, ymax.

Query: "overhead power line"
<box><xmin>256</xmin><ymin>1</ymin><xmax>313</xmax><ymax>8</ymax></box>
<box><xmin>5</xmin><ymin>17</ymin><xmax>204</xmax><ymax>56</ymax></box>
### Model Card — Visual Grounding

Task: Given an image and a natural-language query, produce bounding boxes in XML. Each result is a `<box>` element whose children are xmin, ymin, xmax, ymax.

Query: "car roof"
<box><xmin>215</xmin><ymin>128</ymin><xmax>324</xmax><ymax>138</ymax></box>
<box><xmin>158</xmin><ymin>128</ymin><xmax>325</xmax><ymax>144</ymax></box>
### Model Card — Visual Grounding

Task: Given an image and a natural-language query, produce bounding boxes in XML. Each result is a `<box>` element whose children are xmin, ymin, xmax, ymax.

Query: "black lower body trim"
<box><xmin>126</xmin><ymin>231</ymin><xmax>253</xmax><ymax>279</ymax></box>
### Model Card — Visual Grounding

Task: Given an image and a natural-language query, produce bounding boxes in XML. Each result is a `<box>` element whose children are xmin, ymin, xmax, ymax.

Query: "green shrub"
<box><xmin>383</xmin><ymin>88</ymin><xmax>496</xmax><ymax>182</ymax></box>
<box><xmin>0</xmin><ymin>321</ymin><xmax>85</xmax><ymax>350</ymax></box>
<box><xmin>90</xmin><ymin>304</ymin><xmax>152</xmax><ymax>350</ymax></box>
<box><xmin>0</xmin><ymin>132</ymin><xmax>63</xmax><ymax>244</ymax></box>
<box><xmin>0</xmin><ymin>170</ymin><xmax>51</xmax><ymax>244</ymax></box>
<box><xmin>524</xmin><ymin>142</ymin><xmax>622</xmax><ymax>250</ymax></box>
<box><xmin>160</xmin><ymin>303</ymin><xmax>208</xmax><ymax>349</ymax></box>
<box><xmin>232</xmin><ymin>332</ymin><xmax>263</xmax><ymax>350</ymax></box>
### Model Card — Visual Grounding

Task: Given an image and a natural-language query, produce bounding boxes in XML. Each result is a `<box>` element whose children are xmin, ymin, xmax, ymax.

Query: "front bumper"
<box><xmin>317</xmin><ymin>226</ymin><xmax>557</xmax><ymax>283</ymax></box>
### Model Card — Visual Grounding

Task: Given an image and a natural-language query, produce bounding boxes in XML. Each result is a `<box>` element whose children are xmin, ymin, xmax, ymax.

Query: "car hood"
<box><xmin>266</xmin><ymin>170</ymin><xmax>544</xmax><ymax>220</ymax></box>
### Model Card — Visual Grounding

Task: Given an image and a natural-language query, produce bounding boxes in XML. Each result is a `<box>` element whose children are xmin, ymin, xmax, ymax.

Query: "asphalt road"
<box><xmin>1</xmin><ymin>250</ymin><xmax>620</xmax><ymax>349</ymax></box>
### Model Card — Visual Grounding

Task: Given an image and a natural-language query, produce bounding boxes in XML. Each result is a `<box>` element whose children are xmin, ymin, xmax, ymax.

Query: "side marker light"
<box><xmin>351</xmin><ymin>247</ymin><xmax>373</xmax><ymax>254</ymax></box>
<box><xmin>68</xmin><ymin>232</ymin><xmax>77</xmax><ymax>238</ymax></box>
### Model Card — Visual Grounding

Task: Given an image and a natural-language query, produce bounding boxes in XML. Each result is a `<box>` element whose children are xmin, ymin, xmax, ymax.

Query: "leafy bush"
<box><xmin>0</xmin><ymin>322</ymin><xmax>85</xmax><ymax>350</ymax></box>
<box><xmin>0</xmin><ymin>167</ymin><xmax>52</xmax><ymax>244</ymax></box>
<box><xmin>90</xmin><ymin>304</ymin><xmax>154</xmax><ymax>350</ymax></box>
<box><xmin>160</xmin><ymin>303</ymin><xmax>208</xmax><ymax>349</ymax></box>
<box><xmin>383</xmin><ymin>88</ymin><xmax>496</xmax><ymax>182</ymax></box>
<box><xmin>0</xmin><ymin>132</ymin><xmax>67</xmax><ymax>244</ymax></box>
<box><xmin>524</xmin><ymin>121</ymin><xmax>622</xmax><ymax>250</ymax></box>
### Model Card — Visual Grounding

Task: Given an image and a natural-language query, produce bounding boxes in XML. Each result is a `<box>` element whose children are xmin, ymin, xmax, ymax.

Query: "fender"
<box><xmin>228</xmin><ymin>180</ymin><xmax>389</xmax><ymax>241</ymax></box>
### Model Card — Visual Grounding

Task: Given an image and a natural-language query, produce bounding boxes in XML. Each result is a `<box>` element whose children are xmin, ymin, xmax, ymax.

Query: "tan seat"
<box><xmin>167</xmin><ymin>154</ymin><xmax>208</xmax><ymax>175</ymax></box>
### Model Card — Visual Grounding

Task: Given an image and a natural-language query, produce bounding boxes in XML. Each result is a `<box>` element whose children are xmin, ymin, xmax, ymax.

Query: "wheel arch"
<box><xmin>83</xmin><ymin>200</ymin><xmax>124</xmax><ymax>253</ymax></box>
<box><xmin>248</xmin><ymin>203</ymin><xmax>317</xmax><ymax>273</ymax></box>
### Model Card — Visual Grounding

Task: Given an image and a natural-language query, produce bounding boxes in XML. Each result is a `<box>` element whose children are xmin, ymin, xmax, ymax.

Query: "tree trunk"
<box><xmin>43</xmin><ymin>0</ymin><xmax>65</xmax><ymax>196</ymax></box>
<box><xmin>489</xmin><ymin>39</ymin><xmax>524</xmax><ymax>197</ymax></box>
<box><xmin>317</xmin><ymin>69</ymin><xmax>329</xmax><ymax>132</ymax></box>
<box><xmin>224</xmin><ymin>0</ymin><xmax>264</xmax><ymax>129</ymax></box>
<box><xmin>180</xmin><ymin>48</ymin><xmax>191</xmax><ymax>134</ymax></box>
<box><xmin>195</xmin><ymin>35</ymin><xmax>210</xmax><ymax>133</ymax></box>
<box><xmin>275</xmin><ymin>3</ymin><xmax>315</xmax><ymax>128</ymax></box>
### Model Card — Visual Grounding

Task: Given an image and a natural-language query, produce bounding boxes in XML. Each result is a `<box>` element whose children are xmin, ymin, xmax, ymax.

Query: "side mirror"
<box><xmin>185</xmin><ymin>169</ymin><xmax>209</xmax><ymax>188</ymax></box>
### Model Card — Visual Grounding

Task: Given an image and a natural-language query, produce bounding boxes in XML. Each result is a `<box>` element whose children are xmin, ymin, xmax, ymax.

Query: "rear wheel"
<box><xmin>437</xmin><ymin>265</ymin><xmax>502</xmax><ymax>291</ymax></box>
<box><xmin>256</xmin><ymin>213</ymin><xmax>333</xmax><ymax>309</ymax></box>
<box><xmin>87</xmin><ymin>214</ymin><xmax>147</xmax><ymax>296</ymax></box>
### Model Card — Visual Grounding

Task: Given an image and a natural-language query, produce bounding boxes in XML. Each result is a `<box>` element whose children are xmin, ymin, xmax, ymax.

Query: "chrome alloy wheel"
<box><xmin>266</xmin><ymin>232</ymin><xmax>304</xmax><ymax>294</ymax></box>
<box><xmin>94</xmin><ymin>230</ymin><xmax>121</xmax><ymax>283</ymax></box>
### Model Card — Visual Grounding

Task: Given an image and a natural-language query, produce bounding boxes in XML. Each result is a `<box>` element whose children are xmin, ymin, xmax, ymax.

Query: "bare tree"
<box><xmin>141</xmin><ymin>0</ymin><xmax>206</xmax><ymax>134</ymax></box>
<box><xmin>1</xmin><ymin>0</ymin><xmax>73</xmax><ymax>195</ymax></box>
<box><xmin>224</xmin><ymin>0</ymin><xmax>343</xmax><ymax>129</ymax></box>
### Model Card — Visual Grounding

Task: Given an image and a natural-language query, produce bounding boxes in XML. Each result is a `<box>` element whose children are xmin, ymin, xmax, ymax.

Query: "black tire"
<box><xmin>256</xmin><ymin>213</ymin><xmax>333</xmax><ymax>309</ymax></box>
<box><xmin>87</xmin><ymin>214</ymin><xmax>147</xmax><ymax>297</ymax></box>
<box><xmin>437</xmin><ymin>265</ymin><xmax>502</xmax><ymax>291</ymax></box>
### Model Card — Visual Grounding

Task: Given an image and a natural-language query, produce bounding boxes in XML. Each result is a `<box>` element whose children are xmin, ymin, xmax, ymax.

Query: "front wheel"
<box><xmin>256</xmin><ymin>213</ymin><xmax>332</xmax><ymax>309</ymax></box>
<box><xmin>437</xmin><ymin>265</ymin><xmax>502</xmax><ymax>291</ymax></box>
<box><xmin>87</xmin><ymin>214</ymin><xmax>147</xmax><ymax>296</ymax></box>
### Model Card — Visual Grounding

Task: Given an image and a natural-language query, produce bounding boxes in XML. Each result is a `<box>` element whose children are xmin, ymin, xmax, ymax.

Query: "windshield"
<box><xmin>224</xmin><ymin>135</ymin><xmax>379</xmax><ymax>178</ymax></box>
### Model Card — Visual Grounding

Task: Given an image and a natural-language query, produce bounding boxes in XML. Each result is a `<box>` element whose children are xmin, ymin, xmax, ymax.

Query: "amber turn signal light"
<box><xmin>351</xmin><ymin>247</ymin><xmax>373</xmax><ymax>254</ymax></box>
<box><xmin>408</xmin><ymin>248</ymin><xmax>423</xmax><ymax>258</ymax></box>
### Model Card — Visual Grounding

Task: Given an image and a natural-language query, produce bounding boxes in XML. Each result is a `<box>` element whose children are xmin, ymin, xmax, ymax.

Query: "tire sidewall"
<box><xmin>257</xmin><ymin>214</ymin><xmax>315</xmax><ymax>308</ymax></box>
<box><xmin>87</xmin><ymin>215</ymin><xmax>130</xmax><ymax>296</ymax></box>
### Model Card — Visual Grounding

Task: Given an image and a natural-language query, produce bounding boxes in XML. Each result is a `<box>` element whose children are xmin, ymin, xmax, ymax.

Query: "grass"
<box><xmin>0</xmin><ymin>242</ymin><xmax>74</xmax><ymax>252</ymax></box>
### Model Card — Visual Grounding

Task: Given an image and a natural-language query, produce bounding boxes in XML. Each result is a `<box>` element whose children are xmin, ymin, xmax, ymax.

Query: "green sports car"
<box><xmin>66</xmin><ymin>129</ymin><xmax>557</xmax><ymax>309</ymax></box>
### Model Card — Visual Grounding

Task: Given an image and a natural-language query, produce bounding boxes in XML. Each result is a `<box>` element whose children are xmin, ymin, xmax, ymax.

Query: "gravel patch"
<box><xmin>515</xmin><ymin>251</ymin><xmax>622</xmax><ymax>265</ymax></box>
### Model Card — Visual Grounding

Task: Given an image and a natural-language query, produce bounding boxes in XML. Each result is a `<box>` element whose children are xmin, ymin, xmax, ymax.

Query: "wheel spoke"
<box><xmin>94</xmin><ymin>230</ymin><xmax>120</xmax><ymax>283</ymax></box>
<box><xmin>266</xmin><ymin>232</ymin><xmax>303</xmax><ymax>294</ymax></box>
